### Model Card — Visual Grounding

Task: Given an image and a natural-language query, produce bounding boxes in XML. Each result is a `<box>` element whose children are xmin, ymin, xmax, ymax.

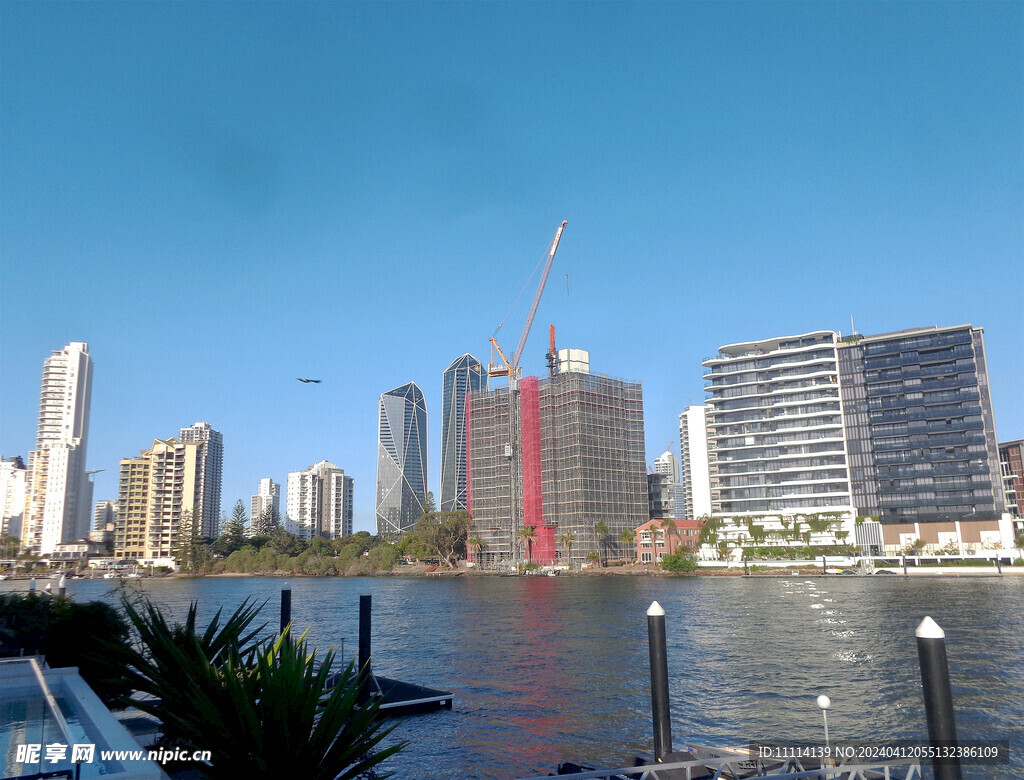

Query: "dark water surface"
<box><xmin>20</xmin><ymin>575</ymin><xmax>1024</xmax><ymax>779</ymax></box>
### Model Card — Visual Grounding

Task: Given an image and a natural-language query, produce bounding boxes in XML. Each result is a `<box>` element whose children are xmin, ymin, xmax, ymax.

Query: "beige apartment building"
<box><xmin>115</xmin><ymin>438</ymin><xmax>203</xmax><ymax>565</ymax></box>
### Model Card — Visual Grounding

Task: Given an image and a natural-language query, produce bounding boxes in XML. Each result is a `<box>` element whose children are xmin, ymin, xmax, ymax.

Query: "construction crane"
<box><xmin>486</xmin><ymin>220</ymin><xmax>568</xmax><ymax>565</ymax></box>
<box><xmin>488</xmin><ymin>220</ymin><xmax>568</xmax><ymax>385</ymax></box>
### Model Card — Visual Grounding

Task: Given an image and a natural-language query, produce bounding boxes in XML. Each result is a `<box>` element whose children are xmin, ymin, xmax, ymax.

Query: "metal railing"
<box><xmin>517</xmin><ymin>752</ymin><xmax>923</xmax><ymax>780</ymax></box>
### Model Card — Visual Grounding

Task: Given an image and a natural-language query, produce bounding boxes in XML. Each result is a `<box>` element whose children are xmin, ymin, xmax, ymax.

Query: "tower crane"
<box><xmin>485</xmin><ymin>220</ymin><xmax>568</xmax><ymax>565</ymax></box>
<box><xmin>488</xmin><ymin>220</ymin><xmax>568</xmax><ymax>385</ymax></box>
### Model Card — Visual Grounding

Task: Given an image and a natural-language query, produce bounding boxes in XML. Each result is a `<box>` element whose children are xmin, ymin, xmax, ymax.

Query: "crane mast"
<box><xmin>485</xmin><ymin>221</ymin><xmax>568</xmax><ymax>568</ymax></box>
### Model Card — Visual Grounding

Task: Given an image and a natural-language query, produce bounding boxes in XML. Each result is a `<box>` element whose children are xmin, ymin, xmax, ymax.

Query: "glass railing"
<box><xmin>1</xmin><ymin>657</ymin><xmax>83</xmax><ymax>780</ymax></box>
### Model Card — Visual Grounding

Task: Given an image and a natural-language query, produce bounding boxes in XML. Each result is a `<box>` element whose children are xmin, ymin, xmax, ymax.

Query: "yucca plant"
<box><xmin>115</xmin><ymin>595</ymin><xmax>402</xmax><ymax>779</ymax></box>
<box><xmin>163</xmin><ymin>629</ymin><xmax>402</xmax><ymax>779</ymax></box>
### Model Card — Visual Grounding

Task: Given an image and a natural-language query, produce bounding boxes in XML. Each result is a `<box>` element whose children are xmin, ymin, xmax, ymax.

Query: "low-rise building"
<box><xmin>632</xmin><ymin>518</ymin><xmax>703</xmax><ymax>564</ymax></box>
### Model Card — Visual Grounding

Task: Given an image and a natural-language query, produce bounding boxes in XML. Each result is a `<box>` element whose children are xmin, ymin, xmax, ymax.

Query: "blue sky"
<box><xmin>2</xmin><ymin>2</ymin><xmax>1021</xmax><ymax>533</ymax></box>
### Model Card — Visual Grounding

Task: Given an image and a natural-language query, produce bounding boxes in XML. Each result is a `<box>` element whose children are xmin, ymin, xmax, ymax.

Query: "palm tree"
<box><xmin>516</xmin><ymin>525</ymin><xmax>539</xmax><ymax>565</ymax></box>
<box><xmin>619</xmin><ymin>529</ymin><xmax>636</xmax><ymax>563</ymax></box>
<box><xmin>593</xmin><ymin>521</ymin><xmax>610</xmax><ymax>566</ymax></box>
<box><xmin>557</xmin><ymin>531</ymin><xmax>575</xmax><ymax>568</ymax></box>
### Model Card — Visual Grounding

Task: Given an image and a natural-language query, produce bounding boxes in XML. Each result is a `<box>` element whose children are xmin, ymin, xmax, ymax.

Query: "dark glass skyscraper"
<box><xmin>440</xmin><ymin>354</ymin><xmax>484</xmax><ymax>513</ymax></box>
<box><xmin>838</xmin><ymin>324</ymin><xmax>1006</xmax><ymax>542</ymax></box>
<box><xmin>376</xmin><ymin>382</ymin><xmax>428</xmax><ymax>535</ymax></box>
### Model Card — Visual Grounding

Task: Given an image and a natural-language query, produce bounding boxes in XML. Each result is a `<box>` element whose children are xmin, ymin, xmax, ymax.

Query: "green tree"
<box><xmin>214</xmin><ymin>500</ymin><xmax>248</xmax><ymax>556</ymax></box>
<box><xmin>173</xmin><ymin>508</ymin><xmax>211</xmax><ymax>574</ymax></box>
<box><xmin>0</xmin><ymin>533</ymin><xmax>20</xmax><ymax>558</ymax></box>
<box><xmin>660</xmin><ymin>551</ymin><xmax>698</xmax><ymax>573</ymax></box>
<box><xmin>252</xmin><ymin>507</ymin><xmax>281</xmax><ymax>536</ymax></box>
<box><xmin>411</xmin><ymin>511</ymin><xmax>468</xmax><ymax>568</ymax></box>
<box><xmin>593</xmin><ymin>521</ymin><xmax>610</xmax><ymax>566</ymax></box>
<box><xmin>516</xmin><ymin>525</ymin><xmax>539</xmax><ymax>565</ymax></box>
<box><xmin>619</xmin><ymin>529</ymin><xmax>636</xmax><ymax>563</ymax></box>
<box><xmin>557</xmin><ymin>531</ymin><xmax>575</xmax><ymax>567</ymax></box>
<box><xmin>1014</xmin><ymin>531</ymin><xmax>1024</xmax><ymax>554</ymax></box>
<box><xmin>467</xmin><ymin>535</ymin><xmax>486</xmax><ymax>563</ymax></box>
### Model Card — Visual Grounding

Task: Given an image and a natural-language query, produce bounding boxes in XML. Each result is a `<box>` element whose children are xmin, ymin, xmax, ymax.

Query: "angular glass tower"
<box><xmin>376</xmin><ymin>382</ymin><xmax>428</xmax><ymax>535</ymax></box>
<box><xmin>440</xmin><ymin>354</ymin><xmax>484</xmax><ymax>513</ymax></box>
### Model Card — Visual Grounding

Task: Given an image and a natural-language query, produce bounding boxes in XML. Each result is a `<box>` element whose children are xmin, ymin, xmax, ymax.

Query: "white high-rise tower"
<box><xmin>178</xmin><ymin>422</ymin><xmax>223</xmax><ymax>538</ymax></box>
<box><xmin>22</xmin><ymin>342</ymin><xmax>93</xmax><ymax>554</ymax></box>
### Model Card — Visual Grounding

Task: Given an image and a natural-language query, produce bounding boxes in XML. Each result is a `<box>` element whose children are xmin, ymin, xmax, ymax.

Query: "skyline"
<box><xmin>2</xmin><ymin>2</ymin><xmax>1022</xmax><ymax>533</ymax></box>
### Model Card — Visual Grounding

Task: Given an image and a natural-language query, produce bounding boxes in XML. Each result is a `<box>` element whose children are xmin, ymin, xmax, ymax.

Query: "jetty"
<box><xmin>316</xmin><ymin>592</ymin><xmax>453</xmax><ymax>717</ymax></box>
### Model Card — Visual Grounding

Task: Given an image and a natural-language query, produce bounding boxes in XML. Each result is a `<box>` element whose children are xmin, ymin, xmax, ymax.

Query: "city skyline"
<box><xmin>2</xmin><ymin>3</ymin><xmax>1021</xmax><ymax>533</ymax></box>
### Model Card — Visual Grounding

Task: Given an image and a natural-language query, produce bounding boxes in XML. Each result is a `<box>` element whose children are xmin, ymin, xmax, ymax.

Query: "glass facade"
<box><xmin>440</xmin><ymin>354</ymin><xmax>484</xmax><ymax>513</ymax></box>
<box><xmin>375</xmin><ymin>382</ymin><xmax>428</xmax><ymax>535</ymax></box>
<box><xmin>837</xmin><ymin>325</ymin><xmax>1006</xmax><ymax>525</ymax></box>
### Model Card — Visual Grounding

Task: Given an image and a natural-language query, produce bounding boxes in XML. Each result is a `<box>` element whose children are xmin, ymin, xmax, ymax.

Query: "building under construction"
<box><xmin>466</xmin><ymin>349</ymin><xmax>648</xmax><ymax>569</ymax></box>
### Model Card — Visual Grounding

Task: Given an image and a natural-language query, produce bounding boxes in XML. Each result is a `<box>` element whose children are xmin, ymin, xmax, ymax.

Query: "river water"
<box><xmin>14</xmin><ymin>574</ymin><xmax>1023</xmax><ymax>779</ymax></box>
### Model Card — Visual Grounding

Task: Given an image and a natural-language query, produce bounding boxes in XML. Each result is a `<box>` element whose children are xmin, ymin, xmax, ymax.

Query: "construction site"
<box><xmin>465</xmin><ymin>222</ymin><xmax>648</xmax><ymax>569</ymax></box>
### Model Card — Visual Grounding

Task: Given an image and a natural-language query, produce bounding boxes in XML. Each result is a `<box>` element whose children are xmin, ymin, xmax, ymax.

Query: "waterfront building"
<box><xmin>376</xmin><ymin>383</ymin><xmax>428</xmax><ymax>535</ymax></box>
<box><xmin>1</xmin><ymin>456</ymin><xmax>28</xmax><ymax>541</ymax></box>
<box><xmin>653</xmin><ymin>447</ymin><xmax>684</xmax><ymax>519</ymax></box>
<box><xmin>22</xmin><ymin>342</ymin><xmax>93</xmax><ymax>554</ymax></box>
<box><xmin>115</xmin><ymin>437</ymin><xmax>205</xmax><ymax>566</ymax></box>
<box><xmin>632</xmin><ymin>518</ymin><xmax>703</xmax><ymax>563</ymax></box>
<box><xmin>440</xmin><ymin>354</ymin><xmax>485</xmax><ymax>513</ymax></box>
<box><xmin>679</xmin><ymin>405</ymin><xmax>712</xmax><ymax>520</ymax></box>
<box><xmin>647</xmin><ymin>472</ymin><xmax>674</xmax><ymax>520</ymax></box>
<box><xmin>286</xmin><ymin>461</ymin><xmax>353</xmax><ymax>540</ymax></box>
<box><xmin>177</xmin><ymin>422</ymin><xmax>223</xmax><ymax>538</ymax></box>
<box><xmin>250</xmin><ymin>478</ymin><xmax>281</xmax><ymax>530</ymax></box>
<box><xmin>999</xmin><ymin>440</ymin><xmax>1023</xmax><ymax>524</ymax></box>
<box><xmin>703</xmin><ymin>331</ymin><xmax>856</xmax><ymax>546</ymax></box>
<box><xmin>467</xmin><ymin>349</ymin><xmax>648</xmax><ymax>568</ymax></box>
<box><xmin>837</xmin><ymin>325</ymin><xmax>1010</xmax><ymax>550</ymax></box>
<box><xmin>93</xmin><ymin>499</ymin><xmax>117</xmax><ymax>531</ymax></box>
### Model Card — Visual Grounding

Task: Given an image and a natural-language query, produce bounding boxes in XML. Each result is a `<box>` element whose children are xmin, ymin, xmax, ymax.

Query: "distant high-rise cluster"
<box><xmin>375</xmin><ymin>382</ymin><xmax>428</xmax><ymax>535</ymax></box>
<box><xmin>680</xmin><ymin>324</ymin><xmax>1016</xmax><ymax>553</ymax></box>
<box><xmin>21</xmin><ymin>342</ymin><xmax>93</xmax><ymax>554</ymax></box>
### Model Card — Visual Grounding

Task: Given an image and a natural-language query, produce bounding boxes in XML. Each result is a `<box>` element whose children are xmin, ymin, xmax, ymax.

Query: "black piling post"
<box><xmin>279</xmin><ymin>583</ymin><xmax>291</xmax><ymax>637</ymax></box>
<box><xmin>902</xmin><ymin>555</ymin><xmax>908</xmax><ymax>575</ymax></box>
<box><xmin>647</xmin><ymin>601</ymin><xmax>673</xmax><ymax>761</ymax></box>
<box><xmin>821</xmin><ymin>555</ymin><xmax>827</xmax><ymax>574</ymax></box>
<box><xmin>743</xmin><ymin>557</ymin><xmax>749</xmax><ymax>576</ymax></box>
<box><xmin>995</xmin><ymin>557</ymin><xmax>1002</xmax><ymax>574</ymax></box>
<box><xmin>916</xmin><ymin>616</ymin><xmax>962</xmax><ymax>780</ymax></box>
<box><xmin>359</xmin><ymin>594</ymin><xmax>373</xmax><ymax>703</ymax></box>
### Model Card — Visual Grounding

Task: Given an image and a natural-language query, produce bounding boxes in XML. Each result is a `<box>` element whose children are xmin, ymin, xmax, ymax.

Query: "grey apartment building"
<box><xmin>837</xmin><ymin>324</ymin><xmax>1007</xmax><ymax>549</ymax></box>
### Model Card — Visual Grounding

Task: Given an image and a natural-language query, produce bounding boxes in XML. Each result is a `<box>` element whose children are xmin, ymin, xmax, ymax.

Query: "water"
<box><xmin>11</xmin><ymin>575</ymin><xmax>1023</xmax><ymax>779</ymax></box>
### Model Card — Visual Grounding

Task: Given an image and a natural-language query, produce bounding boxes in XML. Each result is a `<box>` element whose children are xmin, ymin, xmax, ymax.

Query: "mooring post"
<box><xmin>647</xmin><ymin>601</ymin><xmax>672</xmax><ymax>761</ymax></box>
<box><xmin>29</xmin><ymin>577</ymin><xmax>36</xmax><ymax>593</ymax></box>
<box><xmin>902</xmin><ymin>555</ymin><xmax>908</xmax><ymax>575</ymax></box>
<box><xmin>359</xmin><ymin>594</ymin><xmax>373</xmax><ymax>703</ymax></box>
<box><xmin>280</xmin><ymin>583</ymin><xmax>292</xmax><ymax>637</ymax></box>
<box><xmin>743</xmin><ymin>557</ymin><xmax>749</xmax><ymax>576</ymax></box>
<box><xmin>821</xmin><ymin>555</ymin><xmax>827</xmax><ymax>574</ymax></box>
<box><xmin>995</xmin><ymin>557</ymin><xmax>1002</xmax><ymax>574</ymax></box>
<box><xmin>916</xmin><ymin>616</ymin><xmax>962</xmax><ymax>780</ymax></box>
<box><xmin>359</xmin><ymin>594</ymin><xmax>372</xmax><ymax>673</ymax></box>
<box><xmin>58</xmin><ymin>574</ymin><xmax>66</xmax><ymax>597</ymax></box>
